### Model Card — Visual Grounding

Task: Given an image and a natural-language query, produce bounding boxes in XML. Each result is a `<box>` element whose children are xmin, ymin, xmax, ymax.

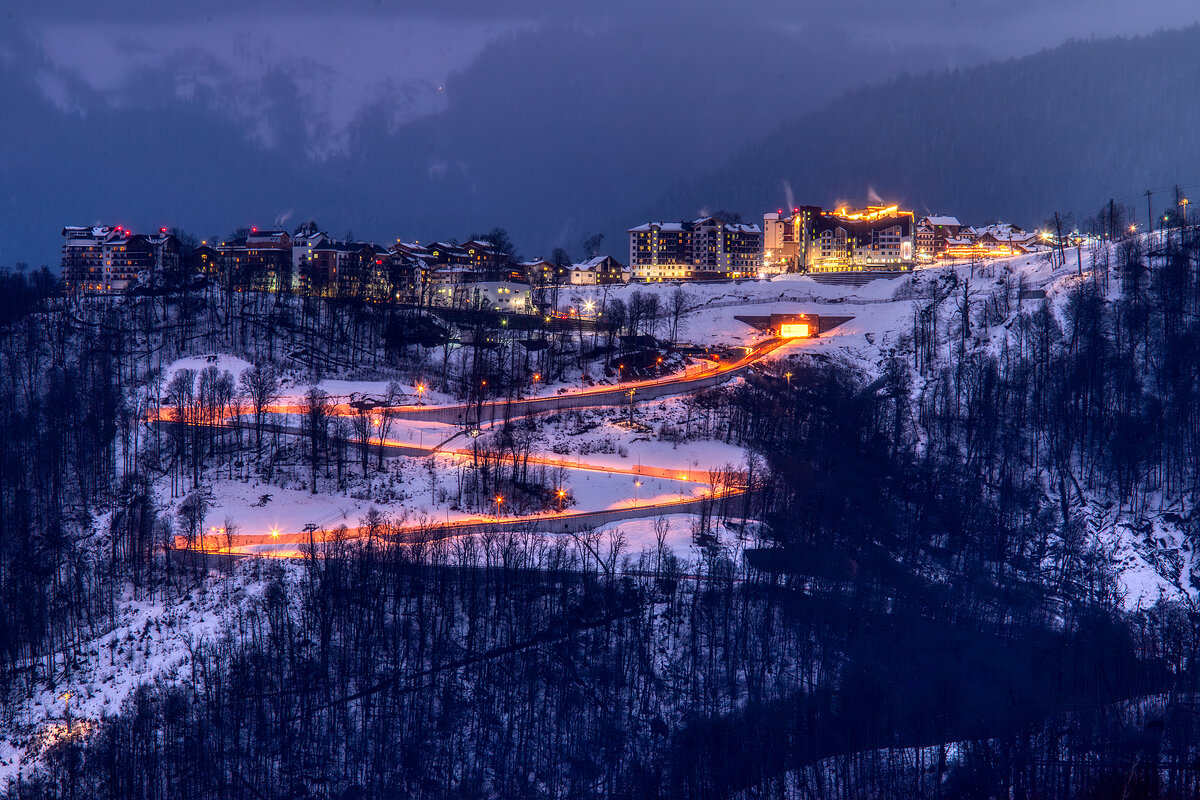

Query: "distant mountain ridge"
<box><xmin>0</xmin><ymin>18</ymin><xmax>980</xmax><ymax>267</ymax></box>
<box><xmin>643</xmin><ymin>25</ymin><xmax>1200</xmax><ymax>237</ymax></box>
<box><xmin>4</xmin><ymin>22</ymin><xmax>1199</xmax><ymax>268</ymax></box>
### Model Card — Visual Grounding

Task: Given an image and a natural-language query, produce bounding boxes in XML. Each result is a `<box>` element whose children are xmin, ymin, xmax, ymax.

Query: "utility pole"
<box><xmin>626</xmin><ymin>388</ymin><xmax>635</xmax><ymax>424</ymax></box>
<box><xmin>303</xmin><ymin>522</ymin><xmax>319</xmax><ymax>558</ymax></box>
<box><xmin>1146</xmin><ymin>189</ymin><xmax>1153</xmax><ymax>242</ymax></box>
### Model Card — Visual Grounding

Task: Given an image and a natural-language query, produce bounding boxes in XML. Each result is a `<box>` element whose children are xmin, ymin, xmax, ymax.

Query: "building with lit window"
<box><xmin>61</xmin><ymin>225</ymin><xmax>180</xmax><ymax>294</ymax></box>
<box><xmin>763</xmin><ymin>206</ymin><xmax>823</xmax><ymax>273</ymax></box>
<box><xmin>942</xmin><ymin>223</ymin><xmax>1037</xmax><ymax>260</ymax></box>
<box><xmin>810</xmin><ymin>206</ymin><xmax>915</xmax><ymax>271</ymax></box>
<box><xmin>762</xmin><ymin>205</ymin><xmax>915</xmax><ymax>272</ymax></box>
<box><xmin>568</xmin><ymin>255</ymin><xmax>629</xmax><ymax>285</ymax></box>
<box><xmin>217</xmin><ymin>229</ymin><xmax>293</xmax><ymax>292</ymax></box>
<box><xmin>297</xmin><ymin>237</ymin><xmax>389</xmax><ymax>298</ymax></box>
<box><xmin>915</xmin><ymin>215</ymin><xmax>965</xmax><ymax>258</ymax></box>
<box><xmin>627</xmin><ymin>218</ymin><xmax>762</xmax><ymax>282</ymax></box>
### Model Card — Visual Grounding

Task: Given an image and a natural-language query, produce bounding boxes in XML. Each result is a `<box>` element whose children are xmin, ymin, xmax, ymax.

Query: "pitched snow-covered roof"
<box><xmin>628</xmin><ymin>221</ymin><xmax>687</xmax><ymax>233</ymax></box>
<box><xmin>925</xmin><ymin>215</ymin><xmax>961</xmax><ymax>227</ymax></box>
<box><xmin>572</xmin><ymin>255</ymin><xmax>620</xmax><ymax>271</ymax></box>
<box><xmin>975</xmin><ymin>223</ymin><xmax>1032</xmax><ymax>243</ymax></box>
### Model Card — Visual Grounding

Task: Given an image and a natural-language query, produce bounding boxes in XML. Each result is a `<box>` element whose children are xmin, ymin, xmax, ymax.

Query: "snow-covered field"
<box><xmin>151</xmin><ymin>254</ymin><xmax>1200</xmax><ymax>608</ymax></box>
<box><xmin>10</xmin><ymin>249</ymin><xmax>1197</xmax><ymax>790</ymax></box>
<box><xmin>0</xmin><ymin>562</ymin><xmax>285</xmax><ymax>788</ymax></box>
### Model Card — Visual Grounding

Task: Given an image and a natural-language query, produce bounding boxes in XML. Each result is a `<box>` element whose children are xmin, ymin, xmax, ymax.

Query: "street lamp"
<box><xmin>416</xmin><ymin>383</ymin><xmax>426</xmax><ymax>403</ymax></box>
<box><xmin>626</xmin><ymin>388</ymin><xmax>636</xmax><ymax>424</ymax></box>
<box><xmin>494</xmin><ymin>494</ymin><xmax>504</xmax><ymax>518</ymax></box>
<box><xmin>633</xmin><ymin>479</ymin><xmax>642</xmax><ymax>505</ymax></box>
<box><xmin>555</xmin><ymin>488</ymin><xmax>566</xmax><ymax>512</ymax></box>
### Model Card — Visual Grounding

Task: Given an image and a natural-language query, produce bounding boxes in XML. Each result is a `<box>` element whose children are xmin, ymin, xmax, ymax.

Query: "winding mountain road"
<box><xmin>168</xmin><ymin>336</ymin><xmax>786</xmax><ymax>557</ymax></box>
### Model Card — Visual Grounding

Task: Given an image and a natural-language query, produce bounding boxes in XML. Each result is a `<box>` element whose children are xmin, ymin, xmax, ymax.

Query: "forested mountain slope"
<box><xmin>7</xmin><ymin>228</ymin><xmax>1200</xmax><ymax>796</ymax></box>
<box><xmin>647</xmin><ymin>26</ymin><xmax>1200</xmax><ymax>232</ymax></box>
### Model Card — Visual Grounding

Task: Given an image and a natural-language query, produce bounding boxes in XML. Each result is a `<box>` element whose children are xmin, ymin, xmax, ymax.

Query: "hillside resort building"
<box><xmin>763</xmin><ymin>205</ymin><xmax>916</xmax><ymax>273</ymax></box>
<box><xmin>628</xmin><ymin>217</ymin><xmax>763</xmax><ymax>282</ymax></box>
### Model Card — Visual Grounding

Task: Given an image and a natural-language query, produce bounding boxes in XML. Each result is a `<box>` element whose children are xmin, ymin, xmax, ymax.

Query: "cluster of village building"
<box><xmin>60</xmin><ymin>204</ymin><xmax>1041</xmax><ymax>306</ymax></box>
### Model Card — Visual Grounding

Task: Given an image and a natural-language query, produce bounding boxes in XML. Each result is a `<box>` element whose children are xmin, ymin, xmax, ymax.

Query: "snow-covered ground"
<box><xmin>154</xmin><ymin>254</ymin><xmax>1200</xmax><ymax>611</ymax></box>
<box><xmin>0</xmin><ymin>562</ymin><xmax>286</xmax><ymax>789</ymax></box>
<box><xmin>12</xmin><ymin>249</ymin><xmax>1193</xmax><ymax>788</ymax></box>
<box><xmin>164</xmin><ymin>460</ymin><xmax>700</xmax><ymax>552</ymax></box>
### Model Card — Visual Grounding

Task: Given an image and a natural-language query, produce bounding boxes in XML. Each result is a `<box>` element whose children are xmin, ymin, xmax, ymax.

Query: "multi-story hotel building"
<box><xmin>62</xmin><ymin>225</ymin><xmax>180</xmax><ymax>294</ymax></box>
<box><xmin>627</xmin><ymin>217</ymin><xmax>763</xmax><ymax>282</ymax></box>
<box><xmin>915</xmin><ymin>215</ymin><xmax>965</xmax><ymax>258</ymax></box>
<box><xmin>217</xmin><ymin>229</ymin><xmax>293</xmax><ymax>292</ymax></box>
<box><xmin>763</xmin><ymin>206</ymin><xmax>822</xmax><ymax>273</ymax></box>
<box><xmin>762</xmin><ymin>205</ymin><xmax>916</xmax><ymax>272</ymax></box>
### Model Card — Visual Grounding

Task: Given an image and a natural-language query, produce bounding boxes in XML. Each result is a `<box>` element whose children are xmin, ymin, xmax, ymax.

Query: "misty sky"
<box><xmin>3</xmin><ymin>0</ymin><xmax>1200</xmax><ymax>265</ymax></box>
<box><xmin>11</xmin><ymin>0</ymin><xmax>1200</xmax><ymax>154</ymax></box>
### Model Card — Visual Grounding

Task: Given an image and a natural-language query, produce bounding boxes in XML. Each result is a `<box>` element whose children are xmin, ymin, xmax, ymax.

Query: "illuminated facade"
<box><xmin>298</xmin><ymin>238</ymin><xmax>391</xmax><ymax>298</ymax></box>
<box><xmin>568</xmin><ymin>255</ymin><xmax>629</xmax><ymax>285</ymax></box>
<box><xmin>628</xmin><ymin>217</ymin><xmax>763</xmax><ymax>281</ymax></box>
<box><xmin>763</xmin><ymin>206</ymin><xmax>822</xmax><ymax>273</ymax></box>
<box><xmin>941</xmin><ymin>224</ymin><xmax>1036</xmax><ymax>260</ymax></box>
<box><xmin>217</xmin><ymin>230</ymin><xmax>293</xmax><ymax>292</ymax></box>
<box><xmin>915</xmin><ymin>215</ymin><xmax>964</xmax><ymax>258</ymax></box>
<box><xmin>763</xmin><ymin>205</ymin><xmax>915</xmax><ymax>272</ymax></box>
<box><xmin>62</xmin><ymin>225</ymin><xmax>180</xmax><ymax>294</ymax></box>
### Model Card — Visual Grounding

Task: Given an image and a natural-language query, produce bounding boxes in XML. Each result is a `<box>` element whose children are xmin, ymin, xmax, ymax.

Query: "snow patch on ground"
<box><xmin>0</xmin><ymin>567</ymin><xmax>281</xmax><ymax>791</ymax></box>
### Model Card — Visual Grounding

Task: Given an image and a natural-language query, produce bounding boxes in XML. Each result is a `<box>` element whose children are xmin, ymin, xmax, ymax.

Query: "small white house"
<box><xmin>466</xmin><ymin>281</ymin><xmax>532</xmax><ymax>312</ymax></box>
<box><xmin>569</xmin><ymin>255</ymin><xmax>629</xmax><ymax>285</ymax></box>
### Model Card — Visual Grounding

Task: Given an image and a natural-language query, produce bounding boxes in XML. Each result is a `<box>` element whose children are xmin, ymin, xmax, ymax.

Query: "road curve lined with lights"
<box><xmin>176</xmin><ymin>489</ymin><xmax>745</xmax><ymax>558</ymax></box>
<box><xmin>262</xmin><ymin>337</ymin><xmax>785</xmax><ymax>425</ymax></box>
<box><xmin>165</xmin><ymin>335</ymin><xmax>788</xmax><ymax>557</ymax></box>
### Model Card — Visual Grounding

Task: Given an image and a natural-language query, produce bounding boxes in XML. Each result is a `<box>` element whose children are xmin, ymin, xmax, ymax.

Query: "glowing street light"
<box><xmin>270</xmin><ymin>528</ymin><xmax>280</xmax><ymax>539</ymax></box>
<box><xmin>494</xmin><ymin>494</ymin><xmax>504</xmax><ymax>518</ymax></box>
<box><xmin>61</xmin><ymin>691</ymin><xmax>73</xmax><ymax>733</ymax></box>
<box><xmin>555</xmin><ymin>487</ymin><xmax>566</xmax><ymax>512</ymax></box>
<box><xmin>633</xmin><ymin>479</ymin><xmax>642</xmax><ymax>505</ymax></box>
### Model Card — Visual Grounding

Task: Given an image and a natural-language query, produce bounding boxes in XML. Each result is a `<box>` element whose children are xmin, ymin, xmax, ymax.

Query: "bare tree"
<box><xmin>668</xmin><ymin>287</ymin><xmax>690</xmax><ymax>346</ymax></box>
<box><xmin>303</xmin><ymin>385</ymin><xmax>330</xmax><ymax>493</ymax></box>
<box><xmin>374</xmin><ymin>380</ymin><xmax>404</xmax><ymax>470</ymax></box>
<box><xmin>239</xmin><ymin>363</ymin><xmax>280</xmax><ymax>459</ymax></box>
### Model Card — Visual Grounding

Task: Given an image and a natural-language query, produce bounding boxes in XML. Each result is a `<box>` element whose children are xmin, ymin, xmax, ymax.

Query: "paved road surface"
<box><xmin>163</xmin><ymin>335</ymin><xmax>785</xmax><ymax>558</ymax></box>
